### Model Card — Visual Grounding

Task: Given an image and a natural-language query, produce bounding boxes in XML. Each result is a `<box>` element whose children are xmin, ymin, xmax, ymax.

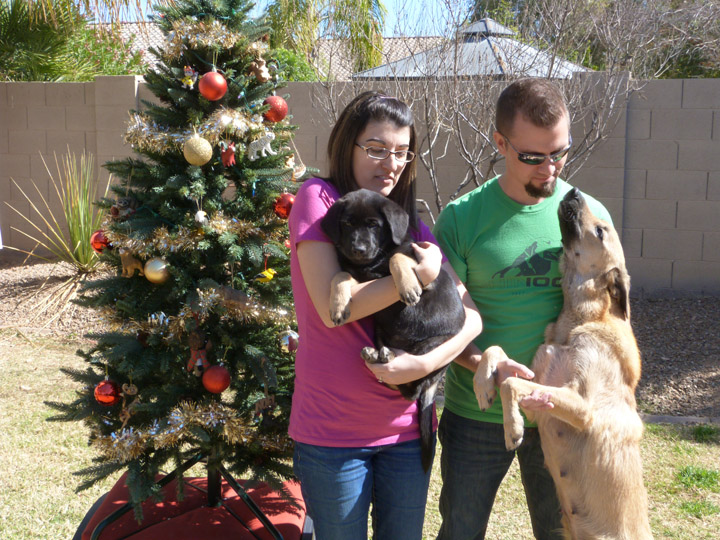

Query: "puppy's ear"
<box><xmin>321</xmin><ymin>200</ymin><xmax>346</xmax><ymax>244</ymax></box>
<box><xmin>380</xmin><ymin>199</ymin><xmax>409</xmax><ymax>245</ymax></box>
<box><xmin>607</xmin><ymin>267</ymin><xmax>631</xmax><ymax>320</ymax></box>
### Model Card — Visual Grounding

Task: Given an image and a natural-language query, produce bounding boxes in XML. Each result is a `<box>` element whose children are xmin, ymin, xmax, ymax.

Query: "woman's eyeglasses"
<box><xmin>500</xmin><ymin>133</ymin><xmax>572</xmax><ymax>166</ymax></box>
<box><xmin>355</xmin><ymin>144</ymin><xmax>416</xmax><ymax>163</ymax></box>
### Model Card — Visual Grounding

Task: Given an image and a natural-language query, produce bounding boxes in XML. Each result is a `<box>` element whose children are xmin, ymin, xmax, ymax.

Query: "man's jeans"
<box><xmin>436</xmin><ymin>409</ymin><xmax>564</xmax><ymax>540</ymax></box>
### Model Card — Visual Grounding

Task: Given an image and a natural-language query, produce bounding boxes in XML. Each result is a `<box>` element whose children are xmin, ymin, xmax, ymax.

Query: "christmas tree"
<box><xmin>46</xmin><ymin>0</ymin><xmax>307</xmax><ymax>520</ymax></box>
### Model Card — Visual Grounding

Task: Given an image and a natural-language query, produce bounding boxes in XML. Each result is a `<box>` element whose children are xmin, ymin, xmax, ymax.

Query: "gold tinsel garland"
<box><xmin>125</xmin><ymin>108</ymin><xmax>265</xmax><ymax>155</ymax></box>
<box><xmin>163</xmin><ymin>19</ymin><xmax>269</xmax><ymax>60</ymax></box>
<box><xmin>92</xmin><ymin>401</ymin><xmax>291</xmax><ymax>463</ymax></box>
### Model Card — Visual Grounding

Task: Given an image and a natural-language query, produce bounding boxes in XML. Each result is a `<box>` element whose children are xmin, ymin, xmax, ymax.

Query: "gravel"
<box><xmin>1</xmin><ymin>252</ymin><xmax>718</xmax><ymax>421</ymax></box>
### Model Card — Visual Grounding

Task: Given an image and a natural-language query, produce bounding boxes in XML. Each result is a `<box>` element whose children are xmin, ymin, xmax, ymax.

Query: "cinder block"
<box><xmin>581</xmin><ymin>137</ymin><xmax>625</xmax><ymax>169</ymax></box>
<box><xmin>623</xmin><ymin>199</ymin><xmax>676</xmax><ymax>229</ymax></box>
<box><xmin>682</xmin><ymin>79</ymin><xmax>720</xmax><ymax>109</ymax></box>
<box><xmin>678</xmin><ymin>140</ymin><xmax>720</xmax><ymax>171</ymax></box>
<box><xmin>94</xmin><ymin>76</ymin><xmax>138</xmax><ymax>107</ymax></box>
<box><xmin>0</xmin><ymin>154</ymin><xmax>30</xmax><ymax>177</ymax></box>
<box><xmin>0</xmin><ymin>127</ymin><xmax>8</xmax><ymax>154</ymax></box>
<box><xmin>677</xmin><ymin>201</ymin><xmax>720</xmax><ymax>231</ymax></box>
<box><xmin>136</xmin><ymin>82</ymin><xmax>162</xmax><ymax>109</ymax></box>
<box><xmin>30</xmin><ymin>154</ymin><xmax>53</xmax><ymax>182</ymax></box>
<box><xmin>45</xmin><ymin>131</ymin><xmax>88</xmax><ymax>157</ymax></box>
<box><xmin>629</xmin><ymin>80</ymin><xmax>682</xmax><ymax>110</ymax></box>
<box><xmin>65</xmin><ymin>105</ymin><xmax>96</xmax><ymax>131</ymax></box>
<box><xmin>709</xmin><ymin>172</ymin><xmax>720</xmax><ymax>200</ymax></box>
<box><xmin>643</xmin><ymin>228</ymin><xmax>703</xmax><ymax>260</ymax></box>
<box><xmin>626</xmin><ymin>108</ymin><xmax>650</xmax><ymax>140</ymax></box>
<box><xmin>571</xmin><ymin>167</ymin><xmax>624</xmax><ymax>199</ymax></box>
<box><xmin>95</xmin><ymin>105</ymin><xmax>134</xmax><ymax>132</ymax></box>
<box><xmin>6</xmin><ymin>82</ymin><xmax>45</xmax><ymax>106</ymax></box>
<box><xmin>8</xmin><ymin>130</ymin><xmax>46</xmax><ymax>155</ymax></box>
<box><xmin>646</xmin><ymin>170</ymin><xmax>707</xmax><ymax>200</ymax></box>
<box><xmin>599</xmin><ymin>197</ymin><xmax>623</xmax><ymax>228</ymax></box>
<box><xmin>27</xmin><ymin>106</ymin><xmax>66</xmax><ymax>130</ymax></box>
<box><xmin>45</xmin><ymin>83</ymin><xmax>86</xmax><ymax>107</ymax></box>
<box><xmin>651</xmin><ymin>109</ymin><xmax>712</xmax><ymax>140</ymax></box>
<box><xmin>672</xmin><ymin>260</ymin><xmax>720</xmax><ymax>293</ymax></box>
<box><xmin>625</xmin><ymin>257</ymin><xmax>672</xmax><ymax>290</ymax></box>
<box><xmin>0</xmin><ymin>105</ymin><xmax>28</xmax><ymax>130</ymax></box>
<box><xmin>714</xmin><ymin>111</ymin><xmax>720</xmax><ymax>141</ymax></box>
<box><xmin>84</xmin><ymin>82</ymin><xmax>96</xmax><ymax>106</ymax></box>
<box><xmin>704</xmin><ymin>233</ymin><xmax>720</xmax><ymax>261</ymax></box>
<box><xmin>0</xmin><ymin>83</ymin><xmax>7</xmax><ymax>106</ymax></box>
<box><xmin>95</xmin><ymin>131</ymin><xmax>132</xmax><ymax>158</ymax></box>
<box><xmin>622</xmin><ymin>228</ymin><xmax>643</xmax><ymax>258</ymax></box>
<box><xmin>623</xmin><ymin>169</ymin><xmax>647</xmax><ymax>199</ymax></box>
<box><xmin>625</xmin><ymin>140</ymin><xmax>678</xmax><ymax>170</ymax></box>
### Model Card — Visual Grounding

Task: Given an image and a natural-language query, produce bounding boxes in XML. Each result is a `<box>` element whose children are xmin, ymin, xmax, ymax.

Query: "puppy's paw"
<box><xmin>361</xmin><ymin>347</ymin><xmax>379</xmax><ymax>364</ymax></box>
<box><xmin>378</xmin><ymin>346</ymin><xmax>395</xmax><ymax>364</ymax></box>
<box><xmin>398</xmin><ymin>283</ymin><xmax>422</xmax><ymax>306</ymax></box>
<box><xmin>330</xmin><ymin>301</ymin><xmax>351</xmax><ymax>326</ymax></box>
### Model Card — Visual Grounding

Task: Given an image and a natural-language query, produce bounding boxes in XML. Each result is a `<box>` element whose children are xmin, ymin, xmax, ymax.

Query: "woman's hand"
<box><xmin>411</xmin><ymin>241</ymin><xmax>442</xmax><ymax>287</ymax></box>
<box><xmin>364</xmin><ymin>349</ymin><xmax>427</xmax><ymax>386</ymax></box>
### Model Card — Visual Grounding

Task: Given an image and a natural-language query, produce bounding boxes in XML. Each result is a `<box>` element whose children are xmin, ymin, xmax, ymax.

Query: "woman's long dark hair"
<box><xmin>326</xmin><ymin>91</ymin><xmax>419</xmax><ymax>230</ymax></box>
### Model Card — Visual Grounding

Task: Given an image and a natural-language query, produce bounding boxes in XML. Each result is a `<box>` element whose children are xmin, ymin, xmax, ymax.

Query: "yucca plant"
<box><xmin>4</xmin><ymin>150</ymin><xmax>111</xmax><ymax>321</ymax></box>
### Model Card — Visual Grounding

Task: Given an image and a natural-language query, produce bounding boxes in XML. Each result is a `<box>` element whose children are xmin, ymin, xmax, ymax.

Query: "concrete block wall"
<box><xmin>1</xmin><ymin>76</ymin><xmax>719</xmax><ymax>296</ymax></box>
<box><xmin>0</xmin><ymin>76</ymin><xmax>139</xmax><ymax>252</ymax></box>
<box><xmin>621</xmin><ymin>79</ymin><xmax>720</xmax><ymax>296</ymax></box>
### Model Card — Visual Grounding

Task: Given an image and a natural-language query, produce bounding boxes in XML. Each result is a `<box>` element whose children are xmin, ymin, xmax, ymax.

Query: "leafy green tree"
<box><xmin>265</xmin><ymin>0</ymin><xmax>385</xmax><ymax>73</ymax></box>
<box><xmin>68</xmin><ymin>25</ymin><xmax>148</xmax><ymax>78</ymax></box>
<box><xmin>46</xmin><ymin>0</ymin><xmax>307</xmax><ymax>518</ymax></box>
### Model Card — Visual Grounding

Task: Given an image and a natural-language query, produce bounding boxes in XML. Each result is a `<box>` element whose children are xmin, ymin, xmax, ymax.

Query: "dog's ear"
<box><xmin>380</xmin><ymin>199</ymin><xmax>409</xmax><ymax>245</ymax></box>
<box><xmin>321</xmin><ymin>200</ymin><xmax>346</xmax><ymax>244</ymax></box>
<box><xmin>607</xmin><ymin>267</ymin><xmax>631</xmax><ymax>320</ymax></box>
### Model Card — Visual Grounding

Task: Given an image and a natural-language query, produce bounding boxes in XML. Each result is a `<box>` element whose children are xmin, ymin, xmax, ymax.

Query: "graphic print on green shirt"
<box><xmin>433</xmin><ymin>176</ymin><xmax>613</xmax><ymax>425</ymax></box>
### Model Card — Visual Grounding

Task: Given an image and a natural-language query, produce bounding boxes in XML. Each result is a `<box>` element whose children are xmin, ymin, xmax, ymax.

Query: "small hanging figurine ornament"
<box><xmin>187</xmin><ymin>330</ymin><xmax>209</xmax><ymax>376</ymax></box>
<box><xmin>181</xmin><ymin>65</ymin><xmax>198</xmax><ymax>89</ymax></box>
<box><xmin>249</xmin><ymin>56</ymin><xmax>271</xmax><ymax>83</ymax></box>
<box><xmin>219</xmin><ymin>141</ymin><xmax>236</xmax><ymax>167</ymax></box>
<box><xmin>119</xmin><ymin>247</ymin><xmax>144</xmax><ymax>278</ymax></box>
<box><xmin>247</xmin><ymin>131</ymin><xmax>276</xmax><ymax>161</ymax></box>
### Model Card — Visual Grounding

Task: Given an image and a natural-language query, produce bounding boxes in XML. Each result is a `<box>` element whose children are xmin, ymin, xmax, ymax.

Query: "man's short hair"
<box><xmin>496</xmin><ymin>78</ymin><xmax>569</xmax><ymax>135</ymax></box>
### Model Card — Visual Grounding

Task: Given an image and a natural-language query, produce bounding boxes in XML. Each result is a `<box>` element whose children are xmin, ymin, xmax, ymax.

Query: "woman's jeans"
<box><xmin>293</xmin><ymin>437</ymin><xmax>433</xmax><ymax>540</ymax></box>
<box><xmin>436</xmin><ymin>409</ymin><xmax>563</xmax><ymax>540</ymax></box>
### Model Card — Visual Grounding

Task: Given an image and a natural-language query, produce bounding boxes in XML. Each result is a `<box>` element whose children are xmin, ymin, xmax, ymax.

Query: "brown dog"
<box><xmin>473</xmin><ymin>188</ymin><xmax>652</xmax><ymax>540</ymax></box>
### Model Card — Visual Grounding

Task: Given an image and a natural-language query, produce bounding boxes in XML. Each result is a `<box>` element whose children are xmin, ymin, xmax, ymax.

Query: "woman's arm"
<box><xmin>364</xmin><ymin>262</ymin><xmax>483</xmax><ymax>385</ymax></box>
<box><xmin>297</xmin><ymin>240</ymin><xmax>442</xmax><ymax>328</ymax></box>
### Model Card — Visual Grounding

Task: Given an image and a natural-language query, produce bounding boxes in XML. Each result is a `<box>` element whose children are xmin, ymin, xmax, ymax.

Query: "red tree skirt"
<box><xmin>81</xmin><ymin>472</ymin><xmax>307</xmax><ymax>540</ymax></box>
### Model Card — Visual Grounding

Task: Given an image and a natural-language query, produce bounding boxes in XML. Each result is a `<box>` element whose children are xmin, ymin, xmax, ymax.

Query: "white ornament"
<box><xmin>195</xmin><ymin>210</ymin><xmax>209</xmax><ymax>225</ymax></box>
<box><xmin>247</xmin><ymin>132</ymin><xmax>277</xmax><ymax>161</ymax></box>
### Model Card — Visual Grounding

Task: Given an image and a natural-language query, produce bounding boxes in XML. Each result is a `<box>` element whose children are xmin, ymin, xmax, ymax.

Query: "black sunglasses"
<box><xmin>500</xmin><ymin>133</ymin><xmax>572</xmax><ymax>166</ymax></box>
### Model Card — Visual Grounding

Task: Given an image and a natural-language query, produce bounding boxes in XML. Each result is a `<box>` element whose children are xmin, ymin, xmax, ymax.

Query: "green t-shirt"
<box><xmin>433</xmin><ymin>176</ymin><xmax>612</xmax><ymax>425</ymax></box>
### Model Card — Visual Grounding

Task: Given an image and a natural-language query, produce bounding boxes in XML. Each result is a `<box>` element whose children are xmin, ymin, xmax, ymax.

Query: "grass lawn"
<box><xmin>1</xmin><ymin>329</ymin><xmax>718</xmax><ymax>539</ymax></box>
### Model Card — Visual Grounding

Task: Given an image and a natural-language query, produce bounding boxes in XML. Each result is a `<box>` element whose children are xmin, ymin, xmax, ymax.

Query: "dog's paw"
<box><xmin>330</xmin><ymin>302</ymin><xmax>351</xmax><ymax>326</ymax></box>
<box><xmin>504</xmin><ymin>429</ymin><xmax>524</xmax><ymax>451</ymax></box>
<box><xmin>361</xmin><ymin>347</ymin><xmax>379</xmax><ymax>364</ymax></box>
<box><xmin>473</xmin><ymin>369</ymin><xmax>497</xmax><ymax>410</ymax></box>
<box><xmin>378</xmin><ymin>346</ymin><xmax>395</xmax><ymax>364</ymax></box>
<box><xmin>397</xmin><ymin>281</ymin><xmax>422</xmax><ymax>306</ymax></box>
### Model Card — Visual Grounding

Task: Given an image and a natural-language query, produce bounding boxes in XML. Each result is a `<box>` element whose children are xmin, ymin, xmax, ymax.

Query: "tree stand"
<box><xmin>74</xmin><ymin>453</ymin><xmax>312</xmax><ymax>540</ymax></box>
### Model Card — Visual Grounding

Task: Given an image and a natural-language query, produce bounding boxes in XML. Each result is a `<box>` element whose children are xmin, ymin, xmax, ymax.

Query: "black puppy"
<box><xmin>321</xmin><ymin>189</ymin><xmax>465</xmax><ymax>471</ymax></box>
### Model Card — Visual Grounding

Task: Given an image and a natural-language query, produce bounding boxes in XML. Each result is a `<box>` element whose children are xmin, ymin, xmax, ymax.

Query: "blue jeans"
<box><xmin>293</xmin><ymin>437</ymin><xmax>433</xmax><ymax>540</ymax></box>
<box><xmin>436</xmin><ymin>409</ymin><xmax>563</xmax><ymax>540</ymax></box>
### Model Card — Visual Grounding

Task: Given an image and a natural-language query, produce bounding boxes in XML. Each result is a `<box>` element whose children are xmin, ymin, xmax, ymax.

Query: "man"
<box><xmin>433</xmin><ymin>78</ymin><xmax>613</xmax><ymax>539</ymax></box>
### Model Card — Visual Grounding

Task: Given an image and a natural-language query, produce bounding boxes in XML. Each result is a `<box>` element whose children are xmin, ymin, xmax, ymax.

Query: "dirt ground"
<box><xmin>1</xmin><ymin>253</ymin><xmax>719</xmax><ymax>420</ymax></box>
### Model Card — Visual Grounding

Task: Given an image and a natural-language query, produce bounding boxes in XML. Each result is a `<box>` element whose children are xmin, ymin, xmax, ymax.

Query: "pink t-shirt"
<box><xmin>288</xmin><ymin>178</ymin><xmax>442</xmax><ymax>447</ymax></box>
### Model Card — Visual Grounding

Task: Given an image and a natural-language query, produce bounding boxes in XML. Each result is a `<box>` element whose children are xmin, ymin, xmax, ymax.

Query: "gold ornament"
<box><xmin>144</xmin><ymin>257</ymin><xmax>170</xmax><ymax>284</ymax></box>
<box><xmin>183</xmin><ymin>134</ymin><xmax>213</xmax><ymax>166</ymax></box>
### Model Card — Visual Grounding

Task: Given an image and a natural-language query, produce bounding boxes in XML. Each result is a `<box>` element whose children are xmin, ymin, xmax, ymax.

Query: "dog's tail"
<box><xmin>418</xmin><ymin>389</ymin><xmax>436</xmax><ymax>473</ymax></box>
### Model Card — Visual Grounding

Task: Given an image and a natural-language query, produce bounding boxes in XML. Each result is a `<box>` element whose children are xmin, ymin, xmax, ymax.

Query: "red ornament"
<box><xmin>273</xmin><ymin>193</ymin><xmax>295</xmax><ymax>219</ymax></box>
<box><xmin>202</xmin><ymin>365</ymin><xmax>231</xmax><ymax>393</ymax></box>
<box><xmin>198</xmin><ymin>71</ymin><xmax>227</xmax><ymax>101</ymax></box>
<box><xmin>94</xmin><ymin>379</ymin><xmax>121</xmax><ymax>406</ymax></box>
<box><xmin>263</xmin><ymin>95</ymin><xmax>288</xmax><ymax>123</ymax></box>
<box><xmin>284</xmin><ymin>238</ymin><xmax>291</xmax><ymax>249</ymax></box>
<box><xmin>90</xmin><ymin>229</ymin><xmax>110</xmax><ymax>253</ymax></box>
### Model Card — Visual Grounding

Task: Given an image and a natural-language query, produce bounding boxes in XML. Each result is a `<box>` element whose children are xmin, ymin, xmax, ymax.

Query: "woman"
<box><xmin>288</xmin><ymin>91</ymin><xmax>483</xmax><ymax>540</ymax></box>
